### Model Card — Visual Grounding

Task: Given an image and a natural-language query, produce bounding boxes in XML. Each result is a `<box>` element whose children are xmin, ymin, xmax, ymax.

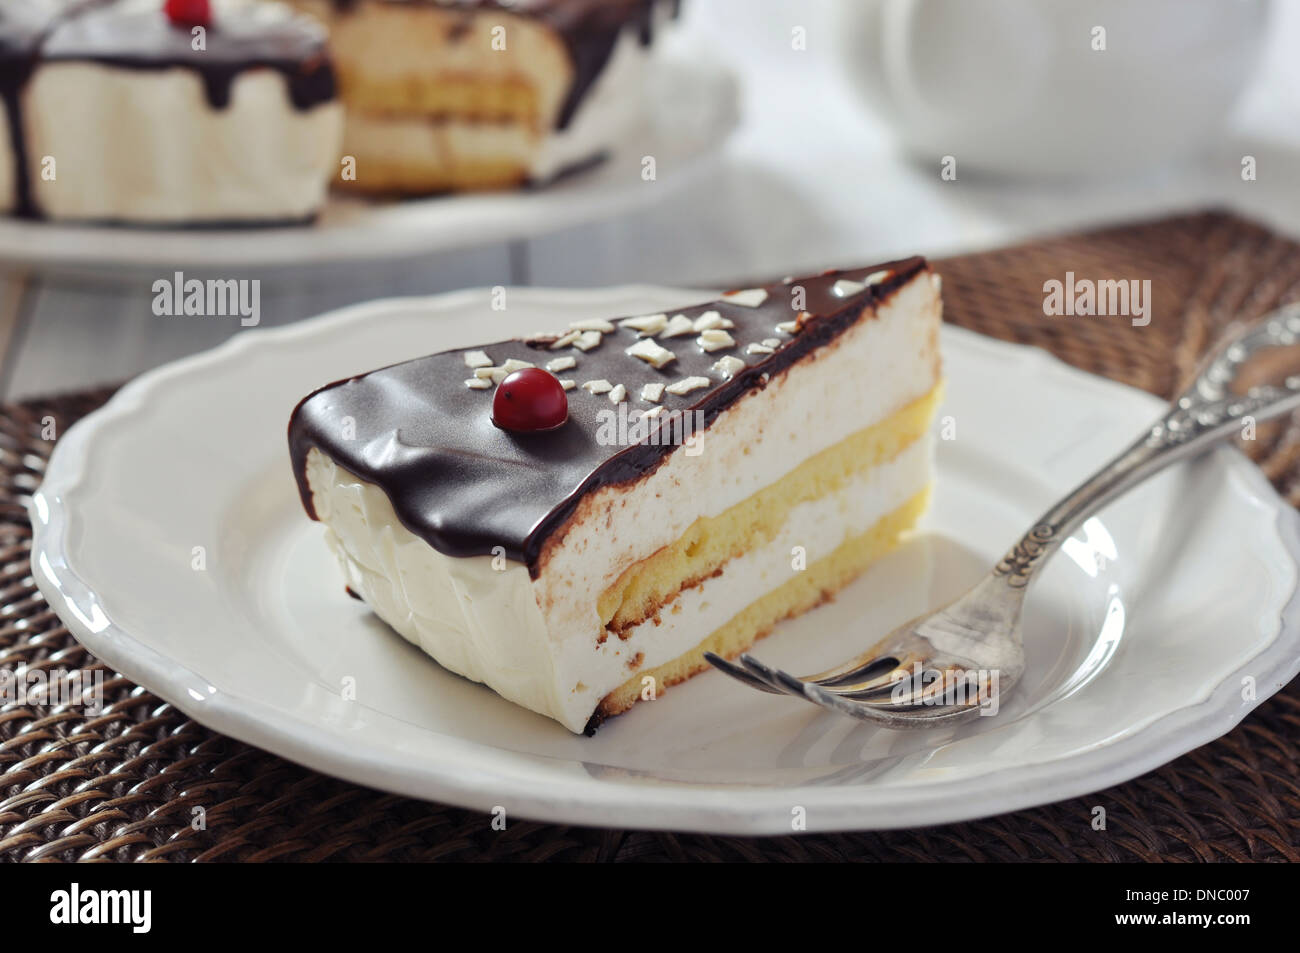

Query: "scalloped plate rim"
<box><xmin>28</xmin><ymin>288</ymin><xmax>1300</xmax><ymax>834</ymax></box>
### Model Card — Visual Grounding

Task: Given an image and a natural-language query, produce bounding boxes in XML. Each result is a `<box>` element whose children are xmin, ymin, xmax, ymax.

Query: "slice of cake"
<box><xmin>288</xmin><ymin>258</ymin><xmax>943</xmax><ymax>733</ymax></box>
<box><xmin>2</xmin><ymin>0</ymin><xmax>343</xmax><ymax>224</ymax></box>
<box><xmin>288</xmin><ymin>0</ymin><xmax>674</xmax><ymax>193</ymax></box>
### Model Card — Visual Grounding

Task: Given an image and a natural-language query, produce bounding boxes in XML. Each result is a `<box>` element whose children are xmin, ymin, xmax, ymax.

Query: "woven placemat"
<box><xmin>3</xmin><ymin>210</ymin><xmax>1300</xmax><ymax>862</ymax></box>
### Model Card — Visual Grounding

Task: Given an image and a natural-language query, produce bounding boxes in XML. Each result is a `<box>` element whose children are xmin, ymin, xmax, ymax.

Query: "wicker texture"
<box><xmin>3</xmin><ymin>211</ymin><xmax>1300</xmax><ymax>862</ymax></box>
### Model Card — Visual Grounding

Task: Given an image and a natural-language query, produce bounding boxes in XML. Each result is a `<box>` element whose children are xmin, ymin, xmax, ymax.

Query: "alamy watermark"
<box><xmin>50</xmin><ymin>883</ymin><xmax>151</xmax><ymax>934</ymax></box>
<box><xmin>890</xmin><ymin>663</ymin><xmax>1001</xmax><ymax>716</ymax></box>
<box><xmin>0</xmin><ymin>665</ymin><xmax>105</xmax><ymax>711</ymax></box>
<box><xmin>595</xmin><ymin>404</ymin><xmax>706</xmax><ymax>456</ymax></box>
<box><xmin>152</xmin><ymin>271</ymin><xmax>260</xmax><ymax>326</ymax></box>
<box><xmin>1043</xmin><ymin>272</ymin><xmax>1151</xmax><ymax>327</ymax></box>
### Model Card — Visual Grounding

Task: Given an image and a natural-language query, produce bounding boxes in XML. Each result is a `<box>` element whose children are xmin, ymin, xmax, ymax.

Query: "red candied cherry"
<box><xmin>492</xmin><ymin>368</ymin><xmax>568</xmax><ymax>432</ymax></box>
<box><xmin>164</xmin><ymin>0</ymin><xmax>212</xmax><ymax>28</ymax></box>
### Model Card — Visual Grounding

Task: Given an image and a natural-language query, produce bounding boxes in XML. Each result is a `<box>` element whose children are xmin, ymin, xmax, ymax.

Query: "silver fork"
<box><xmin>706</xmin><ymin>304</ymin><xmax>1300</xmax><ymax>728</ymax></box>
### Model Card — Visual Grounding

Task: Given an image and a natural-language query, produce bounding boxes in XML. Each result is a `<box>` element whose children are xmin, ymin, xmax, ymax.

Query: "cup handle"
<box><xmin>879</xmin><ymin>0</ymin><xmax>932</xmax><ymax>118</ymax></box>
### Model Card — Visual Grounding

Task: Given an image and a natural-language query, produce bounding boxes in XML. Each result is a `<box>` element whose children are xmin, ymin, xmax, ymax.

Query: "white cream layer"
<box><xmin>305</xmin><ymin>436</ymin><xmax>930</xmax><ymax>733</ymax></box>
<box><xmin>25</xmin><ymin>63</ymin><xmax>342</xmax><ymax>222</ymax></box>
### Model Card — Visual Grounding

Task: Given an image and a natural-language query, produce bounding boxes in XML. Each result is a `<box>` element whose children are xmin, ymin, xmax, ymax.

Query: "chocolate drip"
<box><xmin>0</xmin><ymin>1</ymin><xmax>85</xmax><ymax>216</ymax></box>
<box><xmin>42</xmin><ymin>0</ymin><xmax>336</xmax><ymax>112</ymax></box>
<box><xmin>73</xmin><ymin>51</ymin><xmax>336</xmax><ymax>112</ymax></box>
<box><xmin>329</xmin><ymin>0</ymin><xmax>674</xmax><ymax>129</ymax></box>
<box><xmin>288</xmin><ymin>258</ymin><xmax>930</xmax><ymax>572</ymax></box>
<box><xmin>0</xmin><ymin>0</ymin><xmax>336</xmax><ymax>217</ymax></box>
<box><xmin>538</xmin><ymin>0</ymin><xmax>659</xmax><ymax>129</ymax></box>
<box><xmin>0</xmin><ymin>56</ymin><xmax>35</xmax><ymax>216</ymax></box>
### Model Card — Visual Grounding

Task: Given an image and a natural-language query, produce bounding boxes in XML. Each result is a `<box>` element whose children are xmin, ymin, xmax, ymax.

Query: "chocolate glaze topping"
<box><xmin>288</xmin><ymin>257</ymin><xmax>930</xmax><ymax>573</ymax></box>
<box><xmin>0</xmin><ymin>0</ymin><xmax>336</xmax><ymax>217</ymax></box>
<box><xmin>44</xmin><ymin>0</ymin><xmax>336</xmax><ymax>109</ymax></box>
<box><xmin>329</xmin><ymin>0</ymin><xmax>674</xmax><ymax>129</ymax></box>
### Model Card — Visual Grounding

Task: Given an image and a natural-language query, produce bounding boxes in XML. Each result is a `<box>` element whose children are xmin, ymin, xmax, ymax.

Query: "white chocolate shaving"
<box><xmin>620</xmin><ymin>313</ymin><xmax>668</xmax><ymax>335</ymax></box>
<box><xmin>574</xmin><ymin>330</ymin><xmax>603</xmax><ymax>351</ymax></box>
<box><xmin>464</xmin><ymin>378</ymin><xmax>491</xmax><ymax>389</ymax></box>
<box><xmin>581</xmin><ymin>379</ymin><xmax>613</xmax><ymax>394</ymax></box>
<box><xmin>724</xmin><ymin>288</ymin><xmax>768</xmax><ymax>308</ymax></box>
<box><xmin>711</xmin><ymin>355</ymin><xmax>745</xmax><ymax>378</ymax></box>
<box><xmin>692</xmin><ymin>310</ymin><xmax>732</xmax><ymax>332</ymax></box>
<box><xmin>832</xmin><ymin>278</ymin><xmax>866</xmax><ymax>298</ymax></box>
<box><xmin>545</xmin><ymin>356</ymin><xmax>576</xmax><ymax>373</ymax></box>
<box><xmin>661</xmin><ymin>314</ymin><xmax>695</xmax><ymax>337</ymax></box>
<box><xmin>608</xmin><ymin>384</ymin><xmax>627</xmax><ymax>403</ymax></box>
<box><xmin>626</xmin><ymin>338</ymin><xmax>677</xmax><ymax>369</ymax></box>
<box><xmin>641</xmin><ymin>382</ymin><xmax>665</xmax><ymax>402</ymax></box>
<box><xmin>464</xmin><ymin>350</ymin><xmax>492</xmax><ymax>369</ymax></box>
<box><xmin>698</xmin><ymin>329</ymin><xmax>736</xmax><ymax>352</ymax></box>
<box><xmin>665</xmin><ymin>376</ymin><xmax>711</xmax><ymax>396</ymax></box>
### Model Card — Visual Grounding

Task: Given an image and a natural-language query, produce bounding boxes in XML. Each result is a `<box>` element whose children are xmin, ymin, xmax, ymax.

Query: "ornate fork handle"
<box><xmin>994</xmin><ymin>304</ymin><xmax>1300</xmax><ymax>590</ymax></box>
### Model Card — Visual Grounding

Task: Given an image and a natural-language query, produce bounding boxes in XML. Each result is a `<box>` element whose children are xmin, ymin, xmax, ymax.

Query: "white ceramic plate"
<box><xmin>30</xmin><ymin>287</ymin><xmax>1300</xmax><ymax>834</ymax></box>
<box><xmin>0</xmin><ymin>58</ymin><xmax>736</xmax><ymax>269</ymax></box>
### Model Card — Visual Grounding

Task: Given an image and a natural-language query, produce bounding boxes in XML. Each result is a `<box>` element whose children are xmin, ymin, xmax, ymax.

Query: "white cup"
<box><xmin>837</xmin><ymin>0</ymin><xmax>1271</xmax><ymax>178</ymax></box>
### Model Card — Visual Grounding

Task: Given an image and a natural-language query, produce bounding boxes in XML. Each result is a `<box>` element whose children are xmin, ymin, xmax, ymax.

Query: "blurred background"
<box><xmin>3</xmin><ymin>0</ymin><xmax>1298</xmax><ymax>399</ymax></box>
